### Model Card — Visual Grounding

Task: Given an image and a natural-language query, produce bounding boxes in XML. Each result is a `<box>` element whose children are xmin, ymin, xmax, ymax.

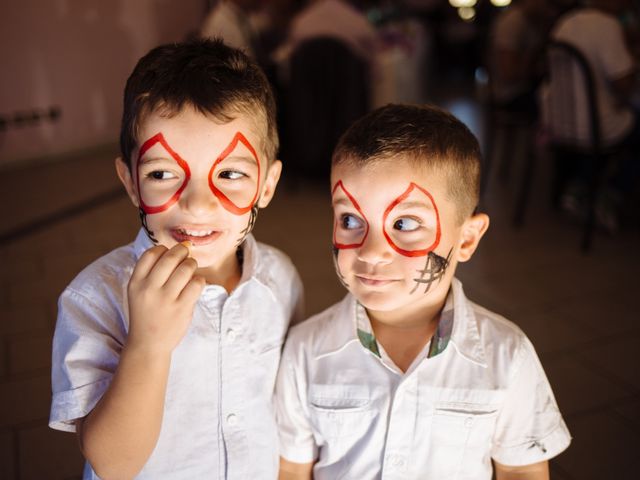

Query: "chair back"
<box><xmin>285</xmin><ymin>36</ymin><xmax>370</xmax><ymax>178</ymax></box>
<box><xmin>544</xmin><ymin>39</ymin><xmax>602</xmax><ymax>155</ymax></box>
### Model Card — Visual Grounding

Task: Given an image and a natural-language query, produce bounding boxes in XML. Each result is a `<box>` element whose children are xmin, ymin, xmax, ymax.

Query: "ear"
<box><xmin>115</xmin><ymin>157</ymin><xmax>140</xmax><ymax>208</ymax></box>
<box><xmin>257</xmin><ymin>159</ymin><xmax>282</xmax><ymax>208</ymax></box>
<box><xmin>457</xmin><ymin>213</ymin><xmax>490</xmax><ymax>263</ymax></box>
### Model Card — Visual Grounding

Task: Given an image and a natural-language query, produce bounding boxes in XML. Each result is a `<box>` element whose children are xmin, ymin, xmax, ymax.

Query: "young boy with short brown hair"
<box><xmin>276</xmin><ymin>104</ymin><xmax>570</xmax><ymax>479</ymax></box>
<box><xmin>49</xmin><ymin>38</ymin><xmax>303</xmax><ymax>479</ymax></box>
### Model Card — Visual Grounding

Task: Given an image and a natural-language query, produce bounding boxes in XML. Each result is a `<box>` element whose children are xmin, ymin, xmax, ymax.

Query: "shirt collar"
<box><xmin>317</xmin><ymin>278</ymin><xmax>487</xmax><ymax>367</ymax></box>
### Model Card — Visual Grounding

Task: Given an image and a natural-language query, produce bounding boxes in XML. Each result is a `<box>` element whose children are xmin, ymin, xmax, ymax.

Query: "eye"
<box><xmin>218</xmin><ymin>170</ymin><xmax>247</xmax><ymax>180</ymax></box>
<box><xmin>340</xmin><ymin>214</ymin><xmax>363</xmax><ymax>230</ymax></box>
<box><xmin>146</xmin><ymin>170</ymin><xmax>177</xmax><ymax>181</ymax></box>
<box><xmin>393</xmin><ymin>217</ymin><xmax>421</xmax><ymax>231</ymax></box>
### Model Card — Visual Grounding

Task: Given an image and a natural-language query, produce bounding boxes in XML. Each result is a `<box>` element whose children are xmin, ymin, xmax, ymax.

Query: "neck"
<box><xmin>197</xmin><ymin>249</ymin><xmax>242</xmax><ymax>293</ymax></box>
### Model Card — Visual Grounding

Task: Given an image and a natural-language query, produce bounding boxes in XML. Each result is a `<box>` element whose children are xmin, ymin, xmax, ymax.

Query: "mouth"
<box><xmin>170</xmin><ymin>227</ymin><xmax>222</xmax><ymax>246</ymax></box>
<box><xmin>355</xmin><ymin>275</ymin><xmax>398</xmax><ymax>287</ymax></box>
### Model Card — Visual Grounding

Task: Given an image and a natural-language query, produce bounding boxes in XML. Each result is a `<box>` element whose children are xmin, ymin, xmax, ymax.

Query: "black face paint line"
<box><xmin>139</xmin><ymin>207</ymin><xmax>158</xmax><ymax>244</ymax></box>
<box><xmin>332</xmin><ymin>245</ymin><xmax>350</xmax><ymax>289</ymax></box>
<box><xmin>236</xmin><ymin>204</ymin><xmax>259</xmax><ymax>247</ymax></box>
<box><xmin>410</xmin><ymin>248</ymin><xmax>453</xmax><ymax>295</ymax></box>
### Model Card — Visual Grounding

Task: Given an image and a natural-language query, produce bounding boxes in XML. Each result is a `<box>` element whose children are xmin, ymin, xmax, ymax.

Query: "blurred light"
<box><xmin>475</xmin><ymin>66</ymin><xmax>488</xmax><ymax>85</ymax></box>
<box><xmin>490</xmin><ymin>0</ymin><xmax>512</xmax><ymax>6</ymax></box>
<box><xmin>458</xmin><ymin>6</ymin><xmax>476</xmax><ymax>21</ymax></box>
<box><xmin>449</xmin><ymin>0</ymin><xmax>477</xmax><ymax>7</ymax></box>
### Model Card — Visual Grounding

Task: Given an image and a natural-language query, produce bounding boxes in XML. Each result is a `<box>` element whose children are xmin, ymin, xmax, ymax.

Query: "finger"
<box><xmin>146</xmin><ymin>242</ymin><xmax>191</xmax><ymax>287</ymax></box>
<box><xmin>130</xmin><ymin>245</ymin><xmax>168</xmax><ymax>283</ymax></box>
<box><xmin>178</xmin><ymin>275</ymin><xmax>206</xmax><ymax>305</ymax></box>
<box><xmin>162</xmin><ymin>256</ymin><xmax>199</xmax><ymax>296</ymax></box>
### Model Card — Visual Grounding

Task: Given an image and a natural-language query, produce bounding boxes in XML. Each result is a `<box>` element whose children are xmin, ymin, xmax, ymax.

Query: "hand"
<box><xmin>126</xmin><ymin>242</ymin><xmax>206</xmax><ymax>355</ymax></box>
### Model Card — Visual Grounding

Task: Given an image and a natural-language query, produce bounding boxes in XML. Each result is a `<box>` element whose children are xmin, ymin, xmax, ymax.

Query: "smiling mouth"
<box><xmin>355</xmin><ymin>275</ymin><xmax>398</xmax><ymax>287</ymax></box>
<box><xmin>171</xmin><ymin>228</ymin><xmax>221</xmax><ymax>246</ymax></box>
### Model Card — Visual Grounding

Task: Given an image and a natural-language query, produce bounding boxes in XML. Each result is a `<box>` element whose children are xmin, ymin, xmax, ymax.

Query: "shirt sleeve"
<box><xmin>49</xmin><ymin>287</ymin><xmax>126</xmax><ymax>432</ymax></box>
<box><xmin>491</xmin><ymin>335</ymin><xmax>572</xmax><ymax>466</ymax></box>
<box><xmin>275</xmin><ymin>335</ymin><xmax>318</xmax><ymax>464</ymax></box>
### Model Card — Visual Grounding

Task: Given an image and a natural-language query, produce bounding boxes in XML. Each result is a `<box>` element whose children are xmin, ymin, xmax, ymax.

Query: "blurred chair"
<box><xmin>542</xmin><ymin>39</ymin><xmax>626</xmax><ymax>252</ymax></box>
<box><xmin>283</xmin><ymin>36</ymin><xmax>370</xmax><ymax>180</ymax></box>
<box><xmin>482</xmin><ymin>76</ymin><xmax>537</xmax><ymax>227</ymax></box>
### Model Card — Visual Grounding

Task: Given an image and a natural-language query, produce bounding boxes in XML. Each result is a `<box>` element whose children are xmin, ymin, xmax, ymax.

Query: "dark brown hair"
<box><xmin>120</xmin><ymin>38</ymin><xmax>278</xmax><ymax>168</ymax></box>
<box><xmin>332</xmin><ymin>104</ymin><xmax>482</xmax><ymax>222</ymax></box>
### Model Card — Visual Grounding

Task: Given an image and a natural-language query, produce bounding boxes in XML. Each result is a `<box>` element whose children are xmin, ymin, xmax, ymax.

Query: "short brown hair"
<box><xmin>120</xmin><ymin>38</ymin><xmax>278</xmax><ymax>168</ymax></box>
<box><xmin>332</xmin><ymin>104</ymin><xmax>481</xmax><ymax>222</ymax></box>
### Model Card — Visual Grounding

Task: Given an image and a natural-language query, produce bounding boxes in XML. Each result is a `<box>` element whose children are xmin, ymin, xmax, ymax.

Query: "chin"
<box><xmin>353</xmin><ymin>290</ymin><xmax>404</xmax><ymax>312</ymax></box>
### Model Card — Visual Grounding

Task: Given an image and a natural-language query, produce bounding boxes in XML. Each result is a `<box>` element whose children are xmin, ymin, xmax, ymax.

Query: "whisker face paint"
<box><xmin>236</xmin><ymin>204</ymin><xmax>259</xmax><ymax>246</ymax></box>
<box><xmin>332</xmin><ymin>245</ymin><xmax>349</xmax><ymax>289</ymax></box>
<box><xmin>139</xmin><ymin>207</ymin><xmax>159</xmax><ymax>244</ymax></box>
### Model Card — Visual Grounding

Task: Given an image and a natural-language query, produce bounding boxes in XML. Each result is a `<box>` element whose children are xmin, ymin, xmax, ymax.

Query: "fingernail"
<box><xmin>180</xmin><ymin>240</ymin><xmax>192</xmax><ymax>256</ymax></box>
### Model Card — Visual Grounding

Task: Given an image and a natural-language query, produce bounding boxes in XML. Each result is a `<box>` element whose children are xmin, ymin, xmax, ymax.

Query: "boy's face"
<box><xmin>331</xmin><ymin>158</ymin><xmax>487</xmax><ymax>324</ymax></box>
<box><xmin>117</xmin><ymin>107</ymin><xmax>281</xmax><ymax>282</ymax></box>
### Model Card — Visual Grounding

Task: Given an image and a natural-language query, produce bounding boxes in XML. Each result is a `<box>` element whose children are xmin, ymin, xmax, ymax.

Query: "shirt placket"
<box><xmin>381</xmin><ymin>375</ymin><xmax>419</xmax><ymax>479</ymax></box>
<box><xmin>219</xmin><ymin>290</ymin><xmax>249</xmax><ymax>479</ymax></box>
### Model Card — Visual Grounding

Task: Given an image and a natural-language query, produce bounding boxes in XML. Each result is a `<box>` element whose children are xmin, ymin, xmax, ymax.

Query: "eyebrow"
<box><xmin>332</xmin><ymin>197</ymin><xmax>354</xmax><ymax>208</ymax></box>
<box><xmin>392</xmin><ymin>201</ymin><xmax>434</xmax><ymax>211</ymax></box>
<box><xmin>217</xmin><ymin>155</ymin><xmax>258</xmax><ymax>167</ymax></box>
<box><xmin>138</xmin><ymin>156</ymin><xmax>175</xmax><ymax>166</ymax></box>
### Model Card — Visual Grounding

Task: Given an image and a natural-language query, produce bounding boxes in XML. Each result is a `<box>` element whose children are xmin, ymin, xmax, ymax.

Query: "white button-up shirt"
<box><xmin>50</xmin><ymin>229</ymin><xmax>303</xmax><ymax>479</ymax></box>
<box><xmin>276</xmin><ymin>278</ymin><xmax>571</xmax><ymax>479</ymax></box>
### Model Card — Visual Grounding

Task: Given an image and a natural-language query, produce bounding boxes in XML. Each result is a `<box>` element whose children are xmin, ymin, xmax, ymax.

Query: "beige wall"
<box><xmin>0</xmin><ymin>0</ymin><xmax>207</xmax><ymax>167</ymax></box>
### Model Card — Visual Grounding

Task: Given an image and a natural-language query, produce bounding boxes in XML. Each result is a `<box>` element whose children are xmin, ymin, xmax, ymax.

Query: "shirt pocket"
<box><xmin>308</xmin><ymin>384</ymin><xmax>376</xmax><ymax>441</ymax></box>
<box><xmin>427</xmin><ymin>399</ymin><xmax>501</xmax><ymax>478</ymax></box>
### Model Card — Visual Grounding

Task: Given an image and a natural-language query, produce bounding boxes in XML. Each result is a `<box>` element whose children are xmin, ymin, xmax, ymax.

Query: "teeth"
<box><xmin>179</xmin><ymin>229</ymin><xmax>214</xmax><ymax>237</ymax></box>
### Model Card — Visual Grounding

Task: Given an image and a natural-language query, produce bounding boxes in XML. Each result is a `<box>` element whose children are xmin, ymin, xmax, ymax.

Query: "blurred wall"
<box><xmin>0</xmin><ymin>0</ymin><xmax>207</xmax><ymax>167</ymax></box>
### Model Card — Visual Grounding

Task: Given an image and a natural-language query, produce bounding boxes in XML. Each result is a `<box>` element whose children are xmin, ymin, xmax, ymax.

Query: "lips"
<box><xmin>355</xmin><ymin>275</ymin><xmax>398</xmax><ymax>287</ymax></box>
<box><xmin>170</xmin><ymin>227</ymin><xmax>221</xmax><ymax>246</ymax></box>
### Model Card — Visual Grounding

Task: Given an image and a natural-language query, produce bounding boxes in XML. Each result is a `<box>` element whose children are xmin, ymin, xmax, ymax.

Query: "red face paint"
<box><xmin>136</xmin><ymin>131</ymin><xmax>260</xmax><ymax>216</ymax></box>
<box><xmin>208</xmin><ymin>132</ymin><xmax>261</xmax><ymax>215</ymax></box>
<box><xmin>332</xmin><ymin>180</ymin><xmax>370</xmax><ymax>248</ymax></box>
<box><xmin>332</xmin><ymin>180</ymin><xmax>441</xmax><ymax>257</ymax></box>
<box><xmin>382</xmin><ymin>182</ymin><xmax>441</xmax><ymax>257</ymax></box>
<box><xmin>137</xmin><ymin>133</ymin><xmax>191</xmax><ymax>214</ymax></box>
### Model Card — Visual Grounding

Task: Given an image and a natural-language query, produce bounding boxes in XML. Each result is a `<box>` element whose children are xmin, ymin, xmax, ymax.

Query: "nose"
<box><xmin>356</xmin><ymin>228</ymin><xmax>393</xmax><ymax>265</ymax></box>
<box><xmin>179</xmin><ymin>178</ymin><xmax>220</xmax><ymax>217</ymax></box>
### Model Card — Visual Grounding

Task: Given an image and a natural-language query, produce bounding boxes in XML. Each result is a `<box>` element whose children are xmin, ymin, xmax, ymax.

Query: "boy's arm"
<box><xmin>494</xmin><ymin>460</ymin><xmax>549</xmax><ymax>480</ymax></box>
<box><xmin>278</xmin><ymin>458</ymin><xmax>314</xmax><ymax>480</ymax></box>
<box><xmin>78</xmin><ymin>243</ymin><xmax>205</xmax><ymax>479</ymax></box>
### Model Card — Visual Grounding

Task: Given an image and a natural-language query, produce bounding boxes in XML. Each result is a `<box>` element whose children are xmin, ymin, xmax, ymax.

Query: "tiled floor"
<box><xmin>1</xmin><ymin>90</ymin><xmax>639</xmax><ymax>479</ymax></box>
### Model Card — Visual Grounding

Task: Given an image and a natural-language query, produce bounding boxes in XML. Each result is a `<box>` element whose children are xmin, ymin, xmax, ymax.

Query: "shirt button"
<box><xmin>465</xmin><ymin>417</ymin><xmax>474</xmax><ymax>427</ymax></box>
<box><xmin>226</xmin><ymin>329</ymin><xmax>237</xmax><ymax>342</ymax></box>
<box><xmin>227</xmin><ymin>414</ymin><xmax>238</xmax><ymax>426</ymax></box>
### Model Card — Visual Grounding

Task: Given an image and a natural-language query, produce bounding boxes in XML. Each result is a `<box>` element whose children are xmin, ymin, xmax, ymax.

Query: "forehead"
<box><xmin>136</xmin><ymin>107</ymin><xmax>267</xmax><ymax>166</ymax></box>
<box><xmin>331</xmin><ymin>157</ymin><xmax>449</xmax><ymax>202</ymax></box>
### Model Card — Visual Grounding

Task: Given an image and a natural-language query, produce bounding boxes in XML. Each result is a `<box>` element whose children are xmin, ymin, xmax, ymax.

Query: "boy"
<box><xmin>276</xmin><ymin>104</ymin><xmax>571</xmax><ymax>479</ymax></box>
<box><xmin>49</xmin><ymin>39</ymin><xmax>303</xmax><ymax>479</ymax></box>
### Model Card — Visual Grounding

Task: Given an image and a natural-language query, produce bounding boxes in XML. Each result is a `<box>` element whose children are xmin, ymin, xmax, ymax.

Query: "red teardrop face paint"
<box><xmin>382</xmin><ymin>182</ymin><xmax>441</xmax><ymax>257</ymax></box>
<box><xmin>136</xmin><ymin>132</ymin><xmax>261</xmax><ymax>216</ymax></box>
<box><xmin>136</xmin><ymin>133</ymin><xmax>191</xmax><ymax>215</ymax></box>
<box><xmin>332</xmin><ymin>180</ymin><xmax>441</xmax><ymax>257</ymax></box>
<box><xmin>208</xmin><ymin>132</ymin><xmax>261</xmax><ymax>215</ymax></box>
<box><xmin>332</xmin><ymin>180</ymin><xmax>370</xmax><ymax>249</ymax></box>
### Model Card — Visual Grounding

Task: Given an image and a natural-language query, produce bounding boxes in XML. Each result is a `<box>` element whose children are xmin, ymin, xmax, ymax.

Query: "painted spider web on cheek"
<box><xmin>410</xmin><ymin>248</ymin><xmax>453</xmax><ymax>295</ymax></box>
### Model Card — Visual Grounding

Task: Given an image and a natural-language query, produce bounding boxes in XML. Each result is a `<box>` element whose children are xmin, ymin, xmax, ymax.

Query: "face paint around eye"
<box><xmin>136</xmin><ymin>132</ymin><xmax>191</xmax><ymax>215</ymax></box>
<box><xmin>383</xmin><ymin>182</ymin><xmax>441</xmax><ymax>257</ymax></box>
<box><xmin>209</xmin><ymin>132</ymin><xmax>261</xmax><ymax>215</ymax></box>
<box><xmin>332</xmin><ymin>180</ymin><xmax>370</xmax><ymax>249</ymax></box>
